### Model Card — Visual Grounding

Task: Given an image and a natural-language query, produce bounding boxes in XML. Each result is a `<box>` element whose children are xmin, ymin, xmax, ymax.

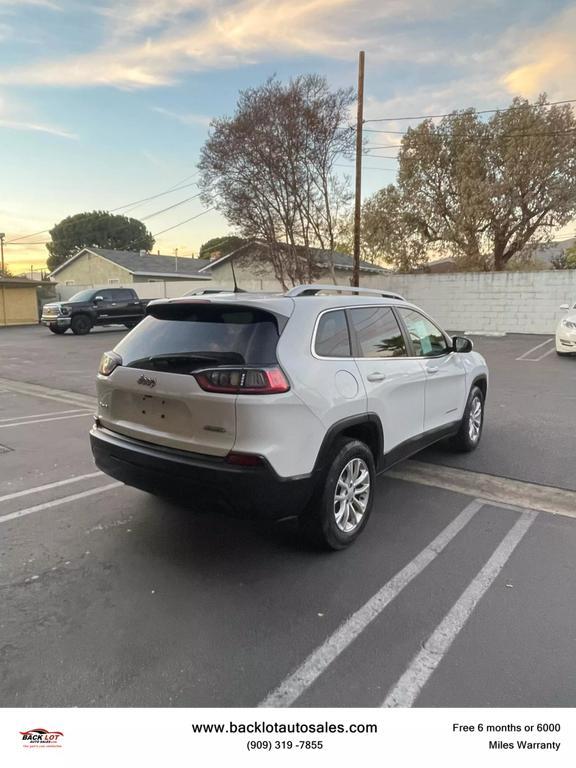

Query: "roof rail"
<box><xmin>285</xmin><ymin>284</ymin><xmax>405</xmax><ymax>301</ymax></box>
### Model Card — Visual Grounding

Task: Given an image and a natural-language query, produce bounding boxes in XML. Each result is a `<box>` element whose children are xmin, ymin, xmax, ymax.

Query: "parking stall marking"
<box><xmin>382</xmin><ymin>509</ymin><xmax>538</xmax><ymax>708</ymax></box>
<box><xmin>0</xmin><ymin>408</ymin><xmax>91</xmax><ymax>424</ymax></box>
<box><xmin>259</xmin><ymin>499</ymin><xmax>483</xmax><ymax>708</ymax></box>
<box><xmin>389</xmin><ymin>460</ymin><xmax>576</xmax><ymax>519</ymax></box>
<box><xmin>529</xmin><ymin>346</ymin><xmax>557</xmax><ymax>362</ymax></box>
<box><xmin>0</xmin><ymin>471</ymin><xmax>104</xmax><ymax>504</ymax></box>
<box><xmin>0</xmin><ymin>482</ymin><xmax>122</xmax><ymax>525</ymax></box>
<box><xmin>515</xmin><ymin>337</ymin><xmax>554</xmax><ymax>361</ymax></box>
<box><xmin>0</xmin><ymin>412</ymin><xmax>94</xmax><ymax>429</ymax></box>
<box><xmin>0</xmin><ymin>377</ymin><xmax>96</xmax><ymax>409</ymax></box>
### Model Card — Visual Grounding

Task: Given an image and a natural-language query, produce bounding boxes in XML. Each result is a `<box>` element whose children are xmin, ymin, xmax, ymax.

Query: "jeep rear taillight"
<box><xmin>194</xmin><ymin>367</ymin><xmax>290</xmax><ymax>394</ymax></box>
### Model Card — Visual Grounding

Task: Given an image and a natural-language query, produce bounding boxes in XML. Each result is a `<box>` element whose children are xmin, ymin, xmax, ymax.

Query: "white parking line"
<box><xmin>382</xmin><ymin>509</ymin><xmax>537</xmax><ymax>707</ymax></box>
<box><xmin>388</xmin><ymin>460</ymin><xmax>576</xmax><ymax>519</ymax></box>
<box><xmin>0</xmin><ymin>377</ymin><xmax>96</xmax><ymax>409</ymax></box>
<box><xmin>531</xmin><ymin>346</ymin><xmax>557</xmax><ymax>362</ymax></box>
<box><xmin>0</xmin><ymin>413</ymin><xmax>93</xmax><ymax>429</ymax></box>
<box><xmin>0</xmin><ymin>482</ymin><xmax>122</xmax><ymax>525</ymax></box>
<box><xmin>0</xmin><ymin>471</ymin><xmax>104</xmax><ymax>504</ymax></box>
<box><xmin>259</xmin><ymin>499</ymin><xmax>483</xmax><ymax>708</ymax></box>
<box><xmin>0</xmin><ymin>408</ymin><xmax>91</xmax><ymax>423</ymax></box>
<box><xmin>515</xmin><ymin>337</ymin><xmax>553</xmax><ymax>361</ymax></box>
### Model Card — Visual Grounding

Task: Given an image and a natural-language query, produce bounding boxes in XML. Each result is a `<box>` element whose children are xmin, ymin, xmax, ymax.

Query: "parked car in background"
<box><xmin>90</xmin><ymin>284</ymin><xmax>488</xmax><ymax>550</ymax></box>
<box><xmin>41</xmin><ymin>288</ymin><xmax>151</xmax><ymax>335</ymax></box>
<box><xmin>556</xmin><ymin>302</ymin><xmax>576</xmax><ymax>356</ymax></box>
<box><xmin>184</xmin><ymin>287</ymin><xmax>246</xmax><ymax>296</ymax></box>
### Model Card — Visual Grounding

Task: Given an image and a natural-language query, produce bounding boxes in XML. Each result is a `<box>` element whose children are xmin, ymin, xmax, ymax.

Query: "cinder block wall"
<box><xmin>55</xmin><ymin>270</ymin><xmax>576</xmax><ymax>335</ymax></box>
<box><xmin>370</xmin><ymin>271</ymin><xmax>576</xmax><ymax>334</ymax></box>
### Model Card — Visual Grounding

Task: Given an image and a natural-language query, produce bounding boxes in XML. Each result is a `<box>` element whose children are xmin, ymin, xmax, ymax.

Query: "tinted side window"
<box><xmin>349</xmin><ymin>307</ymin><xmax>407</xmax><ymax>358</ymax></box>
<box><xmin>117</xmin><ymin>290</ymin><xmax>135</xmax><ymax>301</ymax></box>
<box><xmin>399</xmin><ymin>309</ymin><xmax>449</xmax><ymax>357</ymax></box>
<box><xmin>315</xmin><ymin>310</ymin><xmax>351</xmax><ymax>357</ymax></box>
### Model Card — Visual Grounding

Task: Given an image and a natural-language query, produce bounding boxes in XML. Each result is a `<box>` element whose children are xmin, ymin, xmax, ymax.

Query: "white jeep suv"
<box><xmin>90</xmin><ymin>285</ymin><xmax>488</xmax><ymax>549</ymax></box>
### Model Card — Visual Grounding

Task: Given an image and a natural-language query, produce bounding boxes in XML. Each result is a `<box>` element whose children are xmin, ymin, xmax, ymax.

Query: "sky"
<box><xmin>0</xmin><ymin>0</ymin><xmax>575</xmax><ymax>272</ymax></box>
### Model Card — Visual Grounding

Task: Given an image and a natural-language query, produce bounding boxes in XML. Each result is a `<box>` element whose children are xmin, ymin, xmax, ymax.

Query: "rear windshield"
<box><xmin>114</xmin><ymin>304</ymin><xmax>281</xmax><ymax>375</ymax></box>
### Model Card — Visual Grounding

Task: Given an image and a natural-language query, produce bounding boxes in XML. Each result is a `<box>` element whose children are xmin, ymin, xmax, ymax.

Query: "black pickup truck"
<box><xmin>41</xmin><ymin>288</ymin><xmax>151</xmax><ymax>335</ymax></box>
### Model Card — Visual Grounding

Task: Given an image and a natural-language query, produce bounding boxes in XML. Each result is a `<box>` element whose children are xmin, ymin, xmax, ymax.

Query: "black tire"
<box><xmin>48</xmin><ymin>325</ymin><xmax>67</xmax><ymax>335</ymax></box>
<box><xmin>124</xmin><ymin>321</ymin><xmax>138</xmax><ymax>330</ymax></box>
<box><xmin>556</xmin><ymin>350</ymin><xmax>571</xmax><ymax>357</ymax></box>
<box><xmin>449</xmin><ymin>385</ymin><xmax>484</xmax><ymax>452</ymax></box>
<box><xmin>70</xmin><ymin>314</ymin><xmax>93</xmax><ymax>335</ymax></box>
<box><xmin>299</xmin><ymin>437</ymin><xmax>375</xmax><ymax>551</ymax></box>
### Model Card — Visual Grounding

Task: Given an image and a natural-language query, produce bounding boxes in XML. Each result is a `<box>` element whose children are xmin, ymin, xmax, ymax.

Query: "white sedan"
<box><xmin>556</xmin><ymin>302</ymin><xmax>576</xmax><ymax>356</ymax></box>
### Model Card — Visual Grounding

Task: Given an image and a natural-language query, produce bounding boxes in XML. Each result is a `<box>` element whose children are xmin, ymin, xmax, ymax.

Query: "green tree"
<box><xmin>361</xmin><ymin>186</ymin><xmax>428</xmax><ymax>271</ymax></box>
<box><xmin>199</xmin><ymin>235</ymin><xmax>247</xmax><ymax>260</ymax></box>
<box><xmin>373</xmin><ymin>95</ymin><xmax>576</xmax><ymax>271</ymax></box>
<box><xmin>46</xmin><ymin>211</ymin><xmax>154</xmax><ymax>272</ymax></box>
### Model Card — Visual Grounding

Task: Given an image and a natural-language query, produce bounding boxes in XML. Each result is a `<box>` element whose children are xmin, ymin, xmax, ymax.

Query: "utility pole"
<box><xmin>0</xmin><ymin>233</ymin><xmax>5</xmax><ymax>275</ymax></box>
<box><xmin>352</xmin><ymin>51</ymin><xmax>365</xmax><ymax>288</ymax></box>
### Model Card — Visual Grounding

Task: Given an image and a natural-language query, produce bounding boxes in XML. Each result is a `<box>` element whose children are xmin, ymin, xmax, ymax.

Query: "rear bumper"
<box><xmin>90</xmin><ymin>424</ymin><xmax>316</xmax><ymax>519</ymax></box>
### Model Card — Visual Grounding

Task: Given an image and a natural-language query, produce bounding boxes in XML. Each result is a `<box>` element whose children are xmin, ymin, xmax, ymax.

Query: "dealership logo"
<box><xmin>20</xmin><ymin>728</ymin><xmax>63</xmax><ymax>748</ymax></box>
<box><xmin>137</xmin><ymin>374</ymin><xmax>157</xmax><ymax>388</ymax></box>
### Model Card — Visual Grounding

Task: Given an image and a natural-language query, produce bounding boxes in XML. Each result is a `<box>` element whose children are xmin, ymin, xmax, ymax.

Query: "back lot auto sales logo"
<box><xmin>20</xmin><ymin>728</ymin><xmax>64</xmax><ymax>748</ymax></box>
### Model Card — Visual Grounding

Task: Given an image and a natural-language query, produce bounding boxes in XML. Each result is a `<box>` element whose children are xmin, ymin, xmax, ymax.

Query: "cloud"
<box><xmin>502</xmin><ymin>6</ymin><xmax>576</xmax><ymax>99</ymax></box>
<box><xmin>153</xmin><ymin>106</ymin><xmax>211</xmax><ymax>127</ymax></box>
<box><xmin>0</xmin><ymin>92</ymin><xmax>76</xmax><ymax>138</ymax></box>
<box><xmin>0</xmin><ymin>118</ymin><xmax>76</xmax><ymax>138</ymax></box>
<box><xmin>0</xmin><ymin>0</ymin><xmax>470</xmax><ymax>89</ymax></box>
<box><xmin>0</xmin><ymin>0</ymin><xmax>61</xmax><ymax>9</ymax></box>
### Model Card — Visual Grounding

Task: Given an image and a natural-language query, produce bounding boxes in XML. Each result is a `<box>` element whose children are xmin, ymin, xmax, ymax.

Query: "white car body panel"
<box><xmin>556</xmin><ymin>303</ymin><xmax>576</xmax><ymax>354</ymax></box>
<box><xmin>95</xmin><ymin>291</ymin><xmax>489</xmax><ymax>479</ymax></box>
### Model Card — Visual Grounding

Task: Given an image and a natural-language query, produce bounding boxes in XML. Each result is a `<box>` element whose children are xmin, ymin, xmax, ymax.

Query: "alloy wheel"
<box><xmin>468</xmin><ymin>396</ymin><xmax>482</xmax><ymax>442</ymax></box>
<box><xmin>334</xmin><ymin>457</ymin><xmax>371</xmax><ymax>533</ymax></box>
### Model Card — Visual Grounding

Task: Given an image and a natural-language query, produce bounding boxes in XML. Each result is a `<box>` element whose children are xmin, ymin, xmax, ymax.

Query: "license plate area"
<box><xmin>136</xmin><ymin>394</ymin><xmax>177</xmax><ymax>425</ymax></box>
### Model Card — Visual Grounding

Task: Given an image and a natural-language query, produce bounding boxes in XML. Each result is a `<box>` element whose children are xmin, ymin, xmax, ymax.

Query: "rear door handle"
<box><xmin>426</xmin><ymin>366</ymin><xmax>439</xmax><ymax>375</ymax></box>
<box><xmin>367</xmin><ymin>372</ymin><xmax>387</xmax><ymax>382</ymax></box>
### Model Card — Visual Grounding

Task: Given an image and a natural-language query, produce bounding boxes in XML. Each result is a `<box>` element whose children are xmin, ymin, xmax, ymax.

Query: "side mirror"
<box><xmin>560</xmin><ymin>304</ymin><xmax>570</xmax><ymax>311</ymax></box>
<box><xmin>93</xmin><ymin>295</ymin><xmax>104</xmax><ymax>303</ymax></box>
<box><xmin>453</xmin><ymin>335</ymin><xmax>473</xmax><ymax>353</ymax></box>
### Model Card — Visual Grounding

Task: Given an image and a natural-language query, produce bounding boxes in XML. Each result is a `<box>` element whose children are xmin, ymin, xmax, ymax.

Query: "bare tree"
<box><xmin>198</xmin><ymin>75</ymin><xmax>354</xmax><ymax>289</ymax></box>
<box><xmin>373</xmin><ymin>96</ymin><xmax>576</xmax><ymax>271</ymax></box>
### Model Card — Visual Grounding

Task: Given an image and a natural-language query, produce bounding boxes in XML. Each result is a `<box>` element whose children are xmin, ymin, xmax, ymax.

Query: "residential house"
<box><xmin>48</xmin><ymin>247</ymin><xmax>211</xmax><ymax>288</ymax></box>
<box><xmin>198</xmin><ymin>241</ymin><xmax>388</xmax><ymax>290</ymax></box>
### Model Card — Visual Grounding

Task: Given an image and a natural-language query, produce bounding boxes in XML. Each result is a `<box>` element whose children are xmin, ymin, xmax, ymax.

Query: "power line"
<box><xmin>6</xmin><ymin>170</ymin><xmax>200</xmax><ymax>243</ymax></box>
<box><xmin>109</xmin><ymin>180</ymin><xmax>198</xmax><ymax>213</ymax></box>
<box><xmin>363</xmin><ymin>97</ymin><xmax>576</xmax><ymax>123</ymax></box>
<box><xmin>140</xmin><ymin>190</ymin><xmax>205</xmax><ymax>221</ymax></box>
<box><xmin>336</xmin><ymin>163</ymin><xmax>397</xmax><ymax>171</ymax></box>
<box><xmin>7</xmin><ymin>187</ymin><xmax>209</xmax><ymax>246</ymax></box>
<box><xmin>152</xmin><ymin>206</ymin><xmax>216</xmax><ymax>237</ymax></box>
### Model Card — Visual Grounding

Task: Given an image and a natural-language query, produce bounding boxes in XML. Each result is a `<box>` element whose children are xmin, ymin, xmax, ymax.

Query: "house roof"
<box><xmin>198</xmin><ymin>242</ymin><xmax>388</xmax><ymax>275</ymax></box>
<box><xmin>528</xmin><ymin>237</ymin><xmax>575</xmax><ymax>264</ymax></box>
<box><xmin>49</xmin><ymin>247</ymin><xmax>211</xmax><ymax>279</ymax></box>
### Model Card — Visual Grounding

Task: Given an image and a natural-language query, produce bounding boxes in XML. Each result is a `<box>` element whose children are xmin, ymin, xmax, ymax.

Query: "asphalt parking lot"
<box><xmin>1</xmin><ymin>325</ymin><xmax>576</xmax><ymax>707</ymax></box>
